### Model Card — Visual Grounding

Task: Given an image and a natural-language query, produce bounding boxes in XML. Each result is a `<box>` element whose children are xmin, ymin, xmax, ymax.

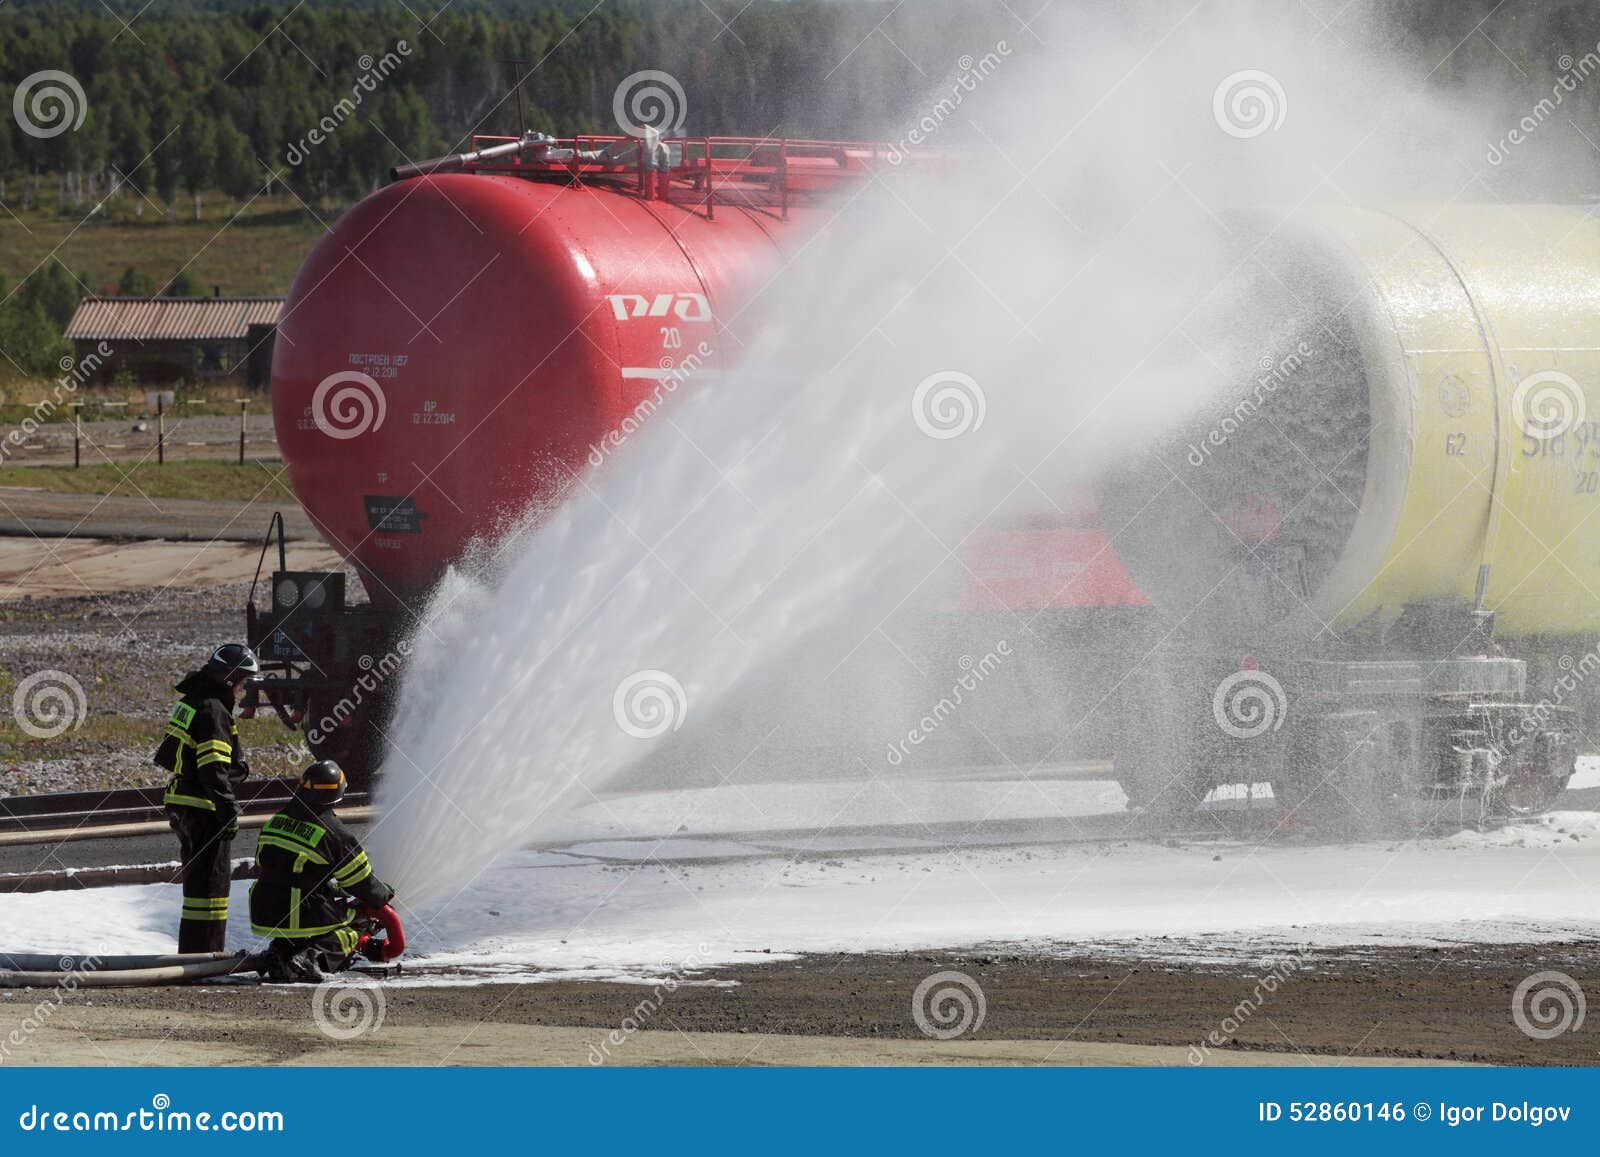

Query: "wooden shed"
<box><xmin>63</xmin><ymin>296</ymin><xmax>283</xmax><ymax>387</ymax></box>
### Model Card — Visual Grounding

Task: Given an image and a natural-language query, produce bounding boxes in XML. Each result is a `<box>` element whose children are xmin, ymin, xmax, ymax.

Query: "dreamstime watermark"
<box><xmin>587</xmin><ymin>943</ymin><xmax>715</xmax><ymax>1064</ymax></box>
<box><xmin>1212</xmin><ymin>667</ymin><xmax>1287</xmax><ymax>739</ymax></box>
<box><xmin>588</xmin><ymin>340</ymin><xmax>715</xmax><ymax>467</ymax></box>
<box><xmin>305</xmin><ymin>641</ymin><xmax>413</xmax><ymax>747</ymax></box>
<box><xmin>1493</xmin><ymin>643</ymin><xmax>1600</xmax><ymax>763</ymax></box>
<box><xmin>613</xmin><ymin>70</ymin><xmax>687</xmax><ymax>137</ymax></box>
<box><xmin>1188</xmin><ymin>945</ymin><xmax>1312</xmax><ymax>1063</ymax></box>
<box><xmin>886</xmin><ymin>642</ymin><xmax>1011</xmax><ymax>766</ymax></box>
<box><xmin>16</xmin><ymin>1094</ymin><xmax>284</xmax><ymax>1133</ymax></box>
<box><xmin>1213</xmin><ymin>70</ymin><xmax>1287</xmax><ymax>138</ymax></box>
<box><xmin>13</xmin><ymin>70</ymin><xmax>86</xmax><ymax>139</ymax></box>
<box><xmin>912</xmin><ymin>970</ymin><xmax>986</xmax><ymax>1039</ymax></box>
<box><xmin>11</xmin><ymin>669</ymin><xmax>87</xmax><ymax>740</ymax></box>
<box><xmin>912</xmin><ymin>370</ymin><xmax>986</xmax><ymax>439</ymax></box>
<box><xmin>1511</xmin><ymin>970</ymin><xmax>1586</xmax><ymax>1040</ymax></box>
<box><xmin>885</xmin><ymin>42</ymin><xmax>1013</xmax><ymax>164</ymax></box>
<box><xmin>310</xmin><ymin>974</ymin><xmax>386</xmax><ymax>1041</ymax></box>
<box><xmin>1186</xmin><ymin>341</ymin><xmax>1314</xmax><ymax>466</ymax></box>
<box><xmin>0</xmin><ymin>953</ymin><xmax>103</xmax><ymax>1064</ymax></box>
<box><xmin>1511</xmin><ymin>369</ymin><xmax>1586</xmax><ymax>443</ymax></box>
<box><xmin>1487</xmin><ymin>45</ymin><xmax>1600</xmax><ymax>165</ymax></box>
<box><xmin>284</xmin><ymin>42</ymin><xmax>412</xmax><ymax>166</ymax></box>
<box><xmin>0</xmin><ymin>342</ymin><xmax>112</xmax><ymax>465</ymax></box>
<box><xmin>309</xmin><ymin>370</ymin><xmax>387</xmax><ymax>439</ymax></box>
<box><xmin>613</xmin><ymin>669</ymin><xmax>688</xmax><ymax>739</ymax></box>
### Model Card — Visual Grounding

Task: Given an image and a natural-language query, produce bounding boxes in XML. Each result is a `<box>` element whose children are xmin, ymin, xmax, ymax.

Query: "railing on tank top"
<box><xmin>449</xmin><ymin>134</ymin><xmax>903</xmax><ymax>218</ymax></box>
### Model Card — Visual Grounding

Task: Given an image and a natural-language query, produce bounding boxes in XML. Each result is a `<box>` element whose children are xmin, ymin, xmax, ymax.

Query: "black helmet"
<box><xmin>296</xmin><ymin>760</ymin><xmax>347</xmax><ymax>807</ymax></box>
<box><xmin>202</xmin><ymin>643</ymin><xmax>261</xmax><ymax>685</ymax></box>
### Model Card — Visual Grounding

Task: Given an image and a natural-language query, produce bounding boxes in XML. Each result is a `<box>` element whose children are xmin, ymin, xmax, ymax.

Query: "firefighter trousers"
<box><xmin>268</xmin><ymin>926</ymin><xmax>362</xmax><ymax>974</ymax></box>
<box><xmin>168</xmin><ymin>807</ymin><xmax>233</xmax><ymax>953</ymax></box>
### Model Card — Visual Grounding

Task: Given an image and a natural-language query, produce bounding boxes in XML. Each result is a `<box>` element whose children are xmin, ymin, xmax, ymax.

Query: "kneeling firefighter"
<box><xmin>155</xmin><ymin>643</ymin><xmax>260</xmax><ymax>953</ymax></box>
<box><xmin>250</xmin><ymin>760</ymin><xmax>395</xmax><ymax>983</ymax></box>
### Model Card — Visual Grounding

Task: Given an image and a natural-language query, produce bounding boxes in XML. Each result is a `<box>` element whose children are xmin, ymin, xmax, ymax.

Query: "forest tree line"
<box><xmin>3</xmin><ymin>0</ymin><xmax>1594</xmax><ymax>208</ymax></box>
<box><xmin>3</xmin><ymin>0</ymin><xmax>1598</xmax><ymax>380</ymax></box>
<box><xmin>1</xmin><ymin>0</ymin><xmax>1004</xmax><ymax>210</ymax></box>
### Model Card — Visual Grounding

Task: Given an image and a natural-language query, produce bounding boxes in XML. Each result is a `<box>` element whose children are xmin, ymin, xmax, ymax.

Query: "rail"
<box><xmin>0</xmin><ymin>778</ymin><xmax>371</xmax><ymax>836</ymax></box>
<box><xmin>392</xmin><ymin>132</ymin><xmax>904</xmax><ymax>218</ymax></box>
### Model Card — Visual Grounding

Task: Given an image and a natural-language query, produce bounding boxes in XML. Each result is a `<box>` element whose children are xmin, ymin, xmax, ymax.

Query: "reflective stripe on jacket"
<box><xmin>154</xmin><ymin>672</ymin><xmax>243</xmax><ymax>817</ymax></box>
<box><xmin>249</xmin><ymin>801</ymin><xmax>393</xmax><ymax>940</ymax></box>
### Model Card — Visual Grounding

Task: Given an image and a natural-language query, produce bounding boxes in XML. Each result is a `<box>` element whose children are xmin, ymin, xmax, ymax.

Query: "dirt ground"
<box><xmin>0</xmin><ymin>538</ymin><xmax>339</xmax><ymax>602</ymax></box>
<box><xmin>7</xmin><ymin>944</ymin><xmax>1585</xmax><ymax>1066</ymax></box>
<box><xmin>0</xmin><ymin>488</ymin><xmax>318</xmax><ymax>542</ymax></box>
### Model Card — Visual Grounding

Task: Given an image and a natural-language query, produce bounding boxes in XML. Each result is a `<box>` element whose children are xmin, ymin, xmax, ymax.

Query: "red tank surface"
<box><xmin>274</xmin><ymin>135</ymin><xmax>1146</xmax><ymax>614</ymax></box>
<box><xmin>255</xmin><ymin>134</ymin><xmax>1148</xmax><ymax>781</ymax></box>
<box><xmin>272</xmin><ymin>136</ymin><xmax>847</xmax><ymax>605</ymax></box>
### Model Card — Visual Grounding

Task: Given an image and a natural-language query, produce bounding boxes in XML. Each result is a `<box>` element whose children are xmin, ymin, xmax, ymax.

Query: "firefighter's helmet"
<box><xmin>202</xmin><ymin>643</ymin><xmax>261</xmax><ymax>685</ymax></box>
<box><xmin>296</xmin><ymin>760</ymin><xmax>347</xmax><ymax>807</ymax></box>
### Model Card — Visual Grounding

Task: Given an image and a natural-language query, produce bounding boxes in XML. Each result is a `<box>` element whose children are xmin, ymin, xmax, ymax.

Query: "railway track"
<box><xmin>0</xmin><ymin>779</ymin><xmax>370</xmax><ymax>837</ymax></box>
<box><xmin>0</xmin><ymin>792</ymin><xmax>1296</xmax><ymax>895</ymax></box>
<box><xmin>7</xmin><ymin>774</ymin><xmax>1586</xmax><ymax>894</ymax></box>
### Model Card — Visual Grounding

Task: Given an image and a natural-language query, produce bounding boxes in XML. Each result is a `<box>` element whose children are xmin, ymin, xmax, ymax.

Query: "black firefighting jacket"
<box><xmin>249</xmin><ymin>797</ymin><xmax>394</xmax><ymax>941</ymax></box>
<box><xmin>154</xmin><ymin>671</ymin><xmax>246</xmax><ymax>823</ymax></box>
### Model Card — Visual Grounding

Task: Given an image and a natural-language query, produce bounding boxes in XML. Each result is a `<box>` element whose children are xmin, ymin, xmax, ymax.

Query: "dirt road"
<box><xmin>0</xmin><ymin>538</ymin><xmax>339</xmax><ymax>601</ymax></box>
<box><xmin>0</xmin><ymin>489</ymin><xmax>318</xmax><ymax>542</ymax></box>
<box><xmin>3</xmin><ymin>945</ymin><xmax>1582</xmax><ymax>1066</ymax></box>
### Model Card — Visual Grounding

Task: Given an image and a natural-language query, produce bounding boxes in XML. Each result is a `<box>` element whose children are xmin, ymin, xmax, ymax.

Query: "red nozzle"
<box><xmin>357</xmin><ymin>904</ymin><xmax>406</xmax><ymax>961</ymax></box>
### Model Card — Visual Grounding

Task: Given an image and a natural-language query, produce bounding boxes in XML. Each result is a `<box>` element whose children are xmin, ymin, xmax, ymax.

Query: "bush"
<box><xmin>164</xmin><ymin>267</ymin><xmax>208</xmax><ymax>298</ymax></box>
<box><xmin>117</xmin><ymin>267</ymin><xmax>156</xmax><ymax>296</ymax></box>
<box><xmin>0</xmin><ymin>262</ymin><xmax>78</xmax><ymax>378</ymax></box>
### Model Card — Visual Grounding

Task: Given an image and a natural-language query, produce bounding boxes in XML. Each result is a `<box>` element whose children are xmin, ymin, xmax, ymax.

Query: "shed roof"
<box><xmin>64</xmin><ymin>297</ymin><xmax>283</xmax><ymax>342</ymax></box>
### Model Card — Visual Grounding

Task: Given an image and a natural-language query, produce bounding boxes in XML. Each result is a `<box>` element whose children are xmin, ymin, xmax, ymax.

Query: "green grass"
<box><xmin>1</xmin><ymin>459</ymin><xmax>294</xmax><ymax>503</ymax></box>
<box><xmin>1</xmin><ymin>195</ymin><xmax>328</xmax><ymax>300</ymax></box>
<box><xmin>0</xmin><ymin>712</ymin><xmax>298</xmax><ymax>754</ymax></box>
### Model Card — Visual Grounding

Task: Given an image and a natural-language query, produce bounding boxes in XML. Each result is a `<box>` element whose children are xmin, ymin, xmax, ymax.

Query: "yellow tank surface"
<box><xmin>1099</xmin><ymin>203</ymin><xmax>1600</xmax><ymax>641</ymax></box>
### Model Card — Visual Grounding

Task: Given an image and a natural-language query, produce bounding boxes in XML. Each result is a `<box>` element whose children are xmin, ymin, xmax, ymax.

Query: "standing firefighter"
<box><xmin>251</xmin><ymin>760</ymin><xmax>395</xmax><ymax>983</ymax></box>
<box><xmin>154</xmin><ymin>643</ymin><xmax>260</xmax><ymax>952</ymax></box>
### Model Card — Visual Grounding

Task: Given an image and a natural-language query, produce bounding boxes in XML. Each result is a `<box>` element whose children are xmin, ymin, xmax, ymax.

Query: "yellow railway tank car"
<box><xmin>1100</xmin><ymin>204</ymin><xmax>1600</xmax><ymax>828</ymax></box>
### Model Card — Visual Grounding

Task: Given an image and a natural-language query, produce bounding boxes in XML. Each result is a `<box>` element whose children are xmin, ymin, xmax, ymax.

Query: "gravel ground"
<box><xmin>5</xmin><ymin>414</ymin><xmax>277</xmax><ymax>466</ymax></box>
<box><xmin>9</xmin><ymin>943</ymin><xmax>1589</xmax><ymax>1066</ymax></box>
<box><xmin>0</xmin><ymin>578</ymin><xmax>359</xmax><ymax>794</ymax></box>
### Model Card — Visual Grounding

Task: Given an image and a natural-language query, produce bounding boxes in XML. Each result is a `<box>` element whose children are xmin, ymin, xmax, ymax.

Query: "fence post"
<box><xmin>157</xmin><ymin>394</ymin><xmax>164</xmax><ymax>466</ymax></box>
<box><xmin>73</xmin><ymin>403</ymin><xmax>81</xmax><ymax>469</ymax></box>
<box><xmin>238</xmin><ymin>399</ymin><xmax>247</xmax><ymax>466</ymax></box>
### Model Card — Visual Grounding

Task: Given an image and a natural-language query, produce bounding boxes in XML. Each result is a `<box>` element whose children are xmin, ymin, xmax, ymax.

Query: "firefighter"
<box><xmin>154</xmin><ymin>643</ymin><xmax>260</xmax><ymax>953</ymax></box>
<box><xmin>250</xmin><ymin>760</ymin><xmax>395</xmax><ymax>983</ymax></box>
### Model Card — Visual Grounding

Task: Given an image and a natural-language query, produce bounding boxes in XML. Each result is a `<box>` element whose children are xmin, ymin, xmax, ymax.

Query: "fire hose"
<box><xmin>0</xmin><ymin>905</ymin><xmax>407</xmax><ymax>986</ymax></box>
<box><xmin>0</xmin><ymin>951</ymin><xmax>252</xmax><ymax>988</ymax></box>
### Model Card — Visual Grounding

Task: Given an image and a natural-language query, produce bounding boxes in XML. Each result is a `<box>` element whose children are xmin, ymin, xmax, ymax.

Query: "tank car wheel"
<box><xmin>302</xmin><ymin>696</ymin><xmax>386</xmax><ymax>792</ymax></box>
<box><xmin>1113</xmin><ymin>723</ymin><xmax>1211</xmax><ymax>825</ymax></box>
<box><xmin>1486</xmin><ymin>724</ymin><xmax>1576</xmax><ymax>820</ymax></box>
<box><xmin>1118</xmin><ymin>770</ymin><xmax>1211</xmax><ymax>822</ymax></box>
<box><xmin>1269</xmin><ymin>774</ymin><xmax>1364</xmax><ymax>837</ymax></box>
<box><xmin>1491</xmin><ymin>765</ymin><xmax>1572</xmax><ymax>819</ymax></box>
<box><xmin>1273</xmin><ymin>711</ymin><xmax>1399</xmax><ymax>839</ymax></box>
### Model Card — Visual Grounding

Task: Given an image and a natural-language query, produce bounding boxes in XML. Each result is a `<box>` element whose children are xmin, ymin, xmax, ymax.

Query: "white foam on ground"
<box><xmin>6</xmin><ymin>794</ymin><xmax>1596</xmax><ymax>984</ymax></box>
<box><xmin>1567</xmin><ymin>754</ymin><xmax>1600</xmax><ymax>789</ymax></box>
<box><xmin>562</xmin><ymin>776</ymin><xmax>1131</xmax><ymax>842</ymax></box>
<box><xmin>397</xmin><ymin>812</ymin><xmax>1600</xmax><ymax>980</ymax></box>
